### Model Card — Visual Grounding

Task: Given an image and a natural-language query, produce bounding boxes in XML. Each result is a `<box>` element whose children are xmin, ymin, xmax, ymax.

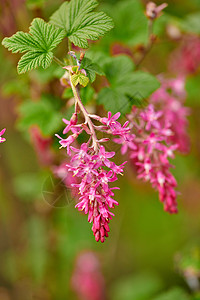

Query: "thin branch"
<box><xmin>53</xmin><ymin>56</ymin><xmax>65</xmax><ymax>67</ymax></box>
<box><xmin>70</xmin><ymin>76</ymin><xmax>99</xmax><ymax>152</ymax></box>
<box><xmin>135</xmin><ymin>19</ymin><xmax>155</xmax><ymax>68</ymax></box>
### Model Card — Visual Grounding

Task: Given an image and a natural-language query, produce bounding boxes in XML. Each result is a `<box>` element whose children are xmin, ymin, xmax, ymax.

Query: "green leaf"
<box><xmin>2</xmin><ymin>18</ymin><xmax>65</xmax><ymax>74</ymax></box>
<box><xmin>100</xmin><ymin>0</ymin><xmax>148</xmax><ymax>46</ymax></box>
<box><xmin>81</xmin><ymin>57</ymin><xmax>105</xmax><ymax>82</ymax></box>
<box><xmin>71</xmin><ymin>73</ymin><xmax>89</xmax><ymax>87</ymax></box>
<box><xmin>97</xmin><ymin>55</ymin><xmax>160</xmax><ymax>114</ymax></box>
<box><xmin>17</xmin><ymin>95</ymin><xmax>63</xmax><ymax>135</ymax></box>
<box><xmin>50</xmin><ymin>0</ymin><xmax>114</xmax><ymax>48</ymax></box>
<box><xmin>98</xmin><ymin>88</ymin><xmax>131</xmax><ymax>115</ymax></box>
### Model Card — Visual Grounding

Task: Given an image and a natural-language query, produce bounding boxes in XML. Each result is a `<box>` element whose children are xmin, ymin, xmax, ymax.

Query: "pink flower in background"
<box><xmin>151</xmin><ymin>76</ymin><xmax>190</xmax><ymax>153</ymax></box>
<box><xmin>114</xmin><ymin>76</ymin><xmax>189</xmax><ymax>213</ymax></box>
<box><xmin>170</xmin><ymin>35</ymin><xmax>200</xmax><ymax>75</ymax></box>
<box><xmin>71</xmin><ymin>251</ymin><xmax>105</xmax><ymax>300</ymax></box>
<box><xmin>30</xmin><ymin>127</ymin><xmax>54</xmax><ymax>166</ymax></box>
<box><xmin>0</xmin><ymin>128</ymin><xmax>6</xmax><ymax>143</ymax></box>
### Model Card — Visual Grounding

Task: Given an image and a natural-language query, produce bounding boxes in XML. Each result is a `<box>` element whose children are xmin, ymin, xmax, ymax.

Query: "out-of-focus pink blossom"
<box><xmin>71</xmin><ymin>251</ymin><xmax>105</xmax><ymax>300</ymax></box>
<box><xmin>170</xmin><ymin>36</ymin><xmax>200</xmax><ymax>75</ymax></box>
<box><xmin>53</xmin><ymin>162</ymin><xmax>78</xmax><ymax>198</ymax></box>
<box><xmin>111</xmin><ymin>43</ymin><xmax>134</xmax><ymax>58</ymax></box>
<box><xmin>30</xmin><ymin>127</ymin><xmax>54</xmax><ymax>166</ymax></box>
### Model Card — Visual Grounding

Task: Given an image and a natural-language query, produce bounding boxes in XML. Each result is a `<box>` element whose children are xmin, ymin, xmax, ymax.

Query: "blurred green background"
<box><xmin>1</xmin><ymin>0</ymin><xmax>200</xmax><ymax>299</ymax></box>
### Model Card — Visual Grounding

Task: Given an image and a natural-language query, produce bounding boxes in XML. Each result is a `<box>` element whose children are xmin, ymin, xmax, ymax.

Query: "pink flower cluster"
<box><xmin>71</xmin><ymin>251</ymin><xmax>105</xmax><ymax>300</ymax></box>
<box><xmin>56</xmin><ymin>112</ymin><xmax>129</xmax><ymax>242</ymax></box>
<box><xmin>0</xmin><ymin>128</ymin><xmax>6</xmax><ymax>143</ymax></box>
<box><xmin>115</xmin><ymin>77</ymin><xmax>189</xmax><ymax>213</ymax></box>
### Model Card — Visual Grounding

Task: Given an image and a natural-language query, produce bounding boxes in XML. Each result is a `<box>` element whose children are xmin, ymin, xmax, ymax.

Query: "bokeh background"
<box><xmin>1</xmin><ymin>0</ymin><xmax>200</xmax><ymax>299</ymax></box>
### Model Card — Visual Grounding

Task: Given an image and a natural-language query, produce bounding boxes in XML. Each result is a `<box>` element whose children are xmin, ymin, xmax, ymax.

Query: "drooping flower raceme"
<box><xmin>114</xmin><ymin>77</ymin><xmax>189</xmax><ymax>213</ymax></box>
<box><xmin>56</xmin><ymin>62</ymin><xmax>131</xmax><ymax>242</ymax></box>
<box><xmin>56</xmin><ymin>111</ymin><xmax>129</xmax><ymax>242</ymax></box>
<box><xmin>0</xmin><ymin>128</ymin><xmax>6</xmax><ymax>143</ymax></box>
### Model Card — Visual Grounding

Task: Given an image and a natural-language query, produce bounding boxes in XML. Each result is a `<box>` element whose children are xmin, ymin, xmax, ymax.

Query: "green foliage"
<box><xmin>176</xmin><ymin>245</ymin><xmax>200</xmax><ymax>277</ymax></box>
<box><xmin>98</xmin><ymin>0</ymin><xmax>169</xmax><ymax>49</ymax></box>
<box><xmin>17</xmin><ymin>95</ymin><xmax>63</xmax><ymax>135</ymax></box>
<box><xmin>110</xmin><ymin>273</ymin><xmax>163</xmax><ymax>300</ymax></box>
<box><xmin>101</xmin><ymin>0</ymin><xmax>148</xmax><ymax>46</ymax></box>
<box><xmin>152</xmin><ymin>288</ymin><xmax>191</xmax><ymax>300</ymax></box>
<box><xmin>50</xmin><ymin>0</ymin><xmax>114</xmax><ymax>48</ymax></box>
<box><xmin>31</xmin><ymin>64</ymin><xmax>65</xmax><ymax>84</ymax></box>
<box><xmin>80</xmin><ymin>85</ymin><xmax>95</xmax><ymax>105</ymax></box>
<box><xmin>97</xmin><ymin>55</ymin><xmax>160</xmax><ymax>114</ymax></box>
<box><xmin>13</xmin><ymin>172</ymin><xmax>46</xmax><ymax>202</ymax></box>
<box><xmin>70</xmin><ymin>65</ymin><xmax>90</xmax><ymax>87</ymax></box>
<box><xmin>193</xmin><ymin>292</ymin><xmax>200</xmax><ymax>300</ymax></box>
<box><xmin>2</xmin><ymin>18</ymin><xmax>65</xmax><ymax>74</ymax></box>
<box><xmin>81</xmin><ymin>57</ymin><xmax>105</xmax><ymax>82</ymax></box>
<box><xmin>71</xmin><ymin>73</ymin><xmax>89</xmax><ymax>87</ymax></box>
<box><xmin>180</xmin><ymin>12</ymin><xmax>200</xmax><ymax>34</ymax></box>
<box><xmin>63</xmin><ymin>88</ymin><xmax>74</xmax><ymax>99</ymax></box>
<box><xmin>26</xmin><ymin>0</ymin><xmax>47</xmax><ymax>9</ymax></box>
<box><xmin>63</xmin><ymin>85</ymin><xmax>95</xmax><ymax>105</ymax></box>
<box><xmin>3</xmin><ymin>78</ymin><xmax>29</xmax><ymax>98</ymax></box>
<box><xmin>26</xmin><ymin>216</ymin><xmax>48</xmax><ymax>282</ymax></box>
<box><xmin>186</xmin><ymin>75</ymin><xmax>200</xmax><ymax>106</ymax></box>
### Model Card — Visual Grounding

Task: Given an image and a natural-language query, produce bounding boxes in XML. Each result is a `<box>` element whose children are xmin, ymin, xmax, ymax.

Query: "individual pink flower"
<box><xmin>62</xmin><ymin>113</ymin><xmax>78</xmax><ymax>134</ymax></box>
<box><xmin>0</xmin><ymin>128</ymin><xmax>6</xmax><ymax>143</ymax></box>
<box><xmin>55</xmin><ymin>132</ymin><xmax>81</xmax><ymax>155</ymax></box>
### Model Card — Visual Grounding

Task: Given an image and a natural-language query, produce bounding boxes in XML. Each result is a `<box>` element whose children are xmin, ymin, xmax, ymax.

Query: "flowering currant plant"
<box><xmin>2</xmin><ymin>0</ymin><xmax>190</xmax><ymax>242</ymax></box>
